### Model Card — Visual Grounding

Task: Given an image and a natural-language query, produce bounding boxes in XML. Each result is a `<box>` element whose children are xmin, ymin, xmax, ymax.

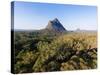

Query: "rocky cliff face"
<box><xmin>46</xmin><ymin>18</ymin><xmax>66</xmax><ymax>32</ymax></box>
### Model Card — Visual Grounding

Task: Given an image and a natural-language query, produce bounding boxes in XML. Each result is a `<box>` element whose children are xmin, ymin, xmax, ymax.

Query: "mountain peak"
<box><xmin>53</xmin><ymin>18</ymin><xmax>59</xmax><ymax>22</ymax></box>
<box><xmin>46</xmin><ymin>18</ymin><xmax>66</xmax><ymax>32</ymax></box>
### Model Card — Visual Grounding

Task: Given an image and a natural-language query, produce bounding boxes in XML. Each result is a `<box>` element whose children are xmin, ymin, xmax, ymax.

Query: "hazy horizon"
<box><xmin>12</xmin><ymin>1</ymin><xmax>98</xmax><ymax>30</ymax></box>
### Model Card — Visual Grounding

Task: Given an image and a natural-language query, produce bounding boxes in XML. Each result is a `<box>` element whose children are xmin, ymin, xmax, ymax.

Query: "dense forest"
<box><xmin>13</xmin><ymin>31</ymin><xmax>97</xmax><ymax>73</ymax></box>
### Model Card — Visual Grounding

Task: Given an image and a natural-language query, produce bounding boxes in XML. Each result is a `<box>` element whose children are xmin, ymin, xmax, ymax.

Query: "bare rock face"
<box><xmin>46</xmin><ymin>18</ymin><xmax>66</xmax><ymax>32</ymax></box>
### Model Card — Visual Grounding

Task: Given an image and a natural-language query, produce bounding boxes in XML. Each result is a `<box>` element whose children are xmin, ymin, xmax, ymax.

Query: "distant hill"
<box><xmin>45</xmin><ymin>18</ymin><xmax>66</xmax><ymax>32</ymax></box>
<box><xmin>14</xmin><ymin>18</ymin><xmax>97</xmax><ymax>35</ymax></box>
<box><xmin>74</xmin><ymin>29</ymin><xmax>97</xmax><ymax>34</ymax></box>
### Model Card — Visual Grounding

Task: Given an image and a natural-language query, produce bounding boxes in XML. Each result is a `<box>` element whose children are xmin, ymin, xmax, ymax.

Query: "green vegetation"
<box><xmin>14</xmin><ymin>31</ymin><xmax>97</xmax><ymax>73</ymax></box>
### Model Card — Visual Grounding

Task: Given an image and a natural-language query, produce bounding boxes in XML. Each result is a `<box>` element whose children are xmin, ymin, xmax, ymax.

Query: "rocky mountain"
<box><xmin>15</xmin><ymin>18</ymin><xmax>67</xmax><ymax>35</ymax></box>
<box><xmin>45</xmin><ymin>18</ymin><xmax>66</xmax><ymax>32</ymax></box>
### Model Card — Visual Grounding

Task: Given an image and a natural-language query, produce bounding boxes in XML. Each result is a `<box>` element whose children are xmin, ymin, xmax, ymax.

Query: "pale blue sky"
<box><xmin>13</xmin><ymin>1</ymin><xmax>97</xmax><ymax>30</ymax></box>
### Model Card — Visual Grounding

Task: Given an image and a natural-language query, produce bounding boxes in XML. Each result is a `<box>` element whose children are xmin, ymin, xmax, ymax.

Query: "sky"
<box><xmin>12</xmin><ymin>1</ymin><xmax>98</xmax><ymax>30</ymax></box>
